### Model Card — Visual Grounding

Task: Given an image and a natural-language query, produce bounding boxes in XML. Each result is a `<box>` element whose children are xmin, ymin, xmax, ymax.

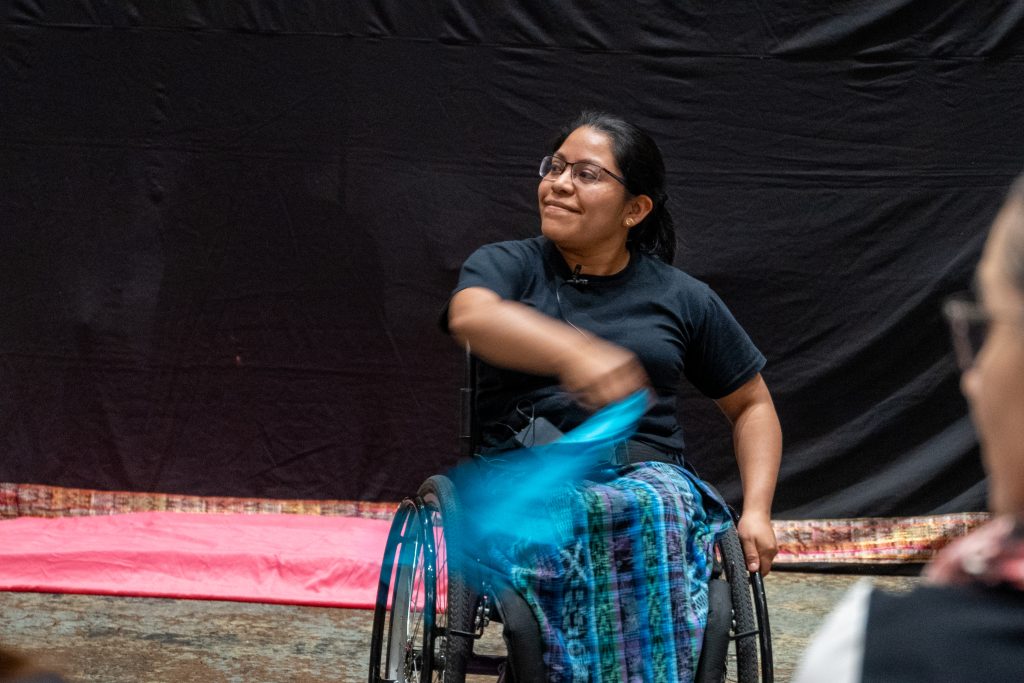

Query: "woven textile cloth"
<box><xmin>486</xmin><ymin>462</ymin><xmax>731</xmax><ymax>683</ymax></box>
<box><xmin>3</xmin><ymin>481</ymin><xmax>990</xmax><ymax>566</ymax></box>
<box><xmin>772</xmin><ymin>512</ymin><xmax>991</xmax><ymax>565</ymax></box>
<box><xmin>0</xmin><ymin>482</ymin><xmax>394</xmax><ymax>520</ymax></box>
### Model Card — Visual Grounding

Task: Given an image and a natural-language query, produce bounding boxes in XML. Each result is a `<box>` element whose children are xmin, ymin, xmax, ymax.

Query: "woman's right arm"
<box><xmin>447</xmin><ymin>286</ymin><xmax>648</xmax><ymax>408</ymax></box>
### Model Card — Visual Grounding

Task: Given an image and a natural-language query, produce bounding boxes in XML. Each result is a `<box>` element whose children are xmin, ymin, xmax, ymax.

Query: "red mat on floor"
<box><xmin>0</xmin><ymin>511</ymin><xmax>391</xmax><ymax>608</ymax></box>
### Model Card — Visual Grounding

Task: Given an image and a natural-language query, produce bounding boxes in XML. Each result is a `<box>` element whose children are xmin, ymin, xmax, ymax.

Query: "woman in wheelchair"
<box><xmin>443</xmin><ymin>111</ymin><xmax>783</xmax><ymax>681</ymax></box>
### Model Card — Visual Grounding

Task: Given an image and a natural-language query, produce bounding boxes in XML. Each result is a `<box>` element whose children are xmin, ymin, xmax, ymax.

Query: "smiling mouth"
<box><xmin>544</xmin><ymin>202</ymin><xmax>578</xmax><ymax>213</ymax></box>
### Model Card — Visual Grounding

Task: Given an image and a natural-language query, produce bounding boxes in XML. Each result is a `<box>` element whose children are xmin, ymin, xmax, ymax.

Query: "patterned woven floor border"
<box><xmin>0</xmin><ymin>482</ymin><xmax>396</xmax><ymax>521</ymax></box>
<box><xmin>772</xmin><ymin>512</ymin><xmax>991</xmax><ymax>565</ymax></box>
<box><xmin>1</xmin><ymin>482</ymin><xmax>991</xmax><ymax>565</ymax></box>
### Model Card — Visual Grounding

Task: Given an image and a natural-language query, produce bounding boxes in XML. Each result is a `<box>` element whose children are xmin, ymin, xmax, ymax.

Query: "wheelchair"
<box><xmin>368</xmin><ymin>355</ymin><xmax>773</xmax><ymax>683</ymax></box>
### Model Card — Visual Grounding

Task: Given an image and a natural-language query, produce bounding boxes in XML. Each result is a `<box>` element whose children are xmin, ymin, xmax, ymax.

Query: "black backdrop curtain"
<box><xmin>2</xmin><ymin>1</ymin><xmax>1023</xmax><ymax>517</ymax></box>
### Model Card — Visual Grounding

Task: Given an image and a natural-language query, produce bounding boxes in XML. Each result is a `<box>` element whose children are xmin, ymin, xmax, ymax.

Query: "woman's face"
<box><xmin>962</xmin><ymin>202</ymin><xmax>1024</xmax><ymax>515</ymax></box>
<box><xmin>537</xmin><ymin>126</ymin><xmax>635</xmax><ymax>256</ymax></box>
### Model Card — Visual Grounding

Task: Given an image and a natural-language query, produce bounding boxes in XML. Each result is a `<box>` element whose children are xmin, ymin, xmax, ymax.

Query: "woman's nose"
<box><xmin>552</xmin><ymin>167</ymin><xmax>574</xmax><ymax>192</ymax></box>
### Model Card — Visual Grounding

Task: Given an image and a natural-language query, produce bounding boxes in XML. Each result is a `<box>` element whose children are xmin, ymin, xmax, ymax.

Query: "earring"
<box><xmin>625</xmin><ymin>218</ymin><xmax>634</xmax><ymax>226</ymax></box>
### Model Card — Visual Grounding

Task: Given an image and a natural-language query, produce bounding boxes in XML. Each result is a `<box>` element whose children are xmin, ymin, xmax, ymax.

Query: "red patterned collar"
<box><xmin>925</xmin><ymin>515</ymin><xmax>1024</xmax><ymax>591</ymax></box>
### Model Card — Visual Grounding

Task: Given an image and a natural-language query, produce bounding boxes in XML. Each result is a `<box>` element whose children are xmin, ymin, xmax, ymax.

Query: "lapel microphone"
<box><xmin>567</xmin><ymin>264</ymin><xmax>589</xmax><ymax>286</ymax></box>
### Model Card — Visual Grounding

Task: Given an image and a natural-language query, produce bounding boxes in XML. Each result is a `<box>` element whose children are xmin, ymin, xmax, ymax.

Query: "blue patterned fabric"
<box><xmin>486</xmin><ymin>462</ymin><xmax>732</xmax><ymax>682</ymax></box>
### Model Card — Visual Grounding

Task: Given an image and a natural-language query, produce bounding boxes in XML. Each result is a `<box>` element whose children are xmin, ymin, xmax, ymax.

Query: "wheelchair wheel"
<box><xmin>717</xmin><ymin>526</ymin><xmax>760</xmax><ymax>683</ymax></box>
<box><xmin>368</xmin><ymin>476</ymin><xmax>475</xmax><ymax>683</ymax></box>
<box><xmin>417</xmin><ymin>475</ymin><xmax>475</xmax><ymax>682</ymax></box>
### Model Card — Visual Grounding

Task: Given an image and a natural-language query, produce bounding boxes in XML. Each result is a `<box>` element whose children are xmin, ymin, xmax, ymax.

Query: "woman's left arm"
<box><xmin>714</xmin><ymin>373</ymin><xmax>782</xmax><ymax>575</ymax></box>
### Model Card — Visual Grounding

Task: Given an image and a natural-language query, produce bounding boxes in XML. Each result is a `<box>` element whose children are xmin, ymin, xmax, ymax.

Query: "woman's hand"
<box><xmin>715</xmin><ymin>374</ymin><xmax>783</xmax><ymax>575</ymax></box>
<box><xmin>737</xmin><ymin>512</ymin><xmax>778</xmax><ymax>575</ymax></box>
<box><xmin>557</xmin><ymin>336</ymin><xmax>649</xmax><ymax>409</ymax></box>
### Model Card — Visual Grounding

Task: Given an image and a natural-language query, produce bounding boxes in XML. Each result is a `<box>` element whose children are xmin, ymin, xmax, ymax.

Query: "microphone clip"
<box><xmin>566</xmin><ymin>264</ymin><xmax>589</xmax><ymax>286</ymax></box>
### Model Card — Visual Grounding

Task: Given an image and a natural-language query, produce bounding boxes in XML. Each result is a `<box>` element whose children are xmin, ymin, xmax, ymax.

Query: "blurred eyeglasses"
<box><xmin>539</xmin><ymin>155</ymin><xmax>626</xmax><ymax>187</ymax></box>
<box><xmin>942</xmin><ymin>294</ymin><xmax>992</xmax><ymax>371</ymax></box>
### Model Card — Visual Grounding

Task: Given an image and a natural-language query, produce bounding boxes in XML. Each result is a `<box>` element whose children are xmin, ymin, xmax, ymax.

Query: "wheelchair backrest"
<box><xmin>458</xmin><ymin>345</ymin><xmax>480</xmax><ymax>459</ymax></box>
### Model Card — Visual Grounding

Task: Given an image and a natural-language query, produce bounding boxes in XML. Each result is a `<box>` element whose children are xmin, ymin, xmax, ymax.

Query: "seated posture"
<box><xmin>794</xmin><ymin>177</ymin><xmax>1024</xmax><ymax>683</ymax></box>
<box><xmin>445</xmin><ymin>111</ymin><xmax>782</xmax><ymax>682</ymax></box>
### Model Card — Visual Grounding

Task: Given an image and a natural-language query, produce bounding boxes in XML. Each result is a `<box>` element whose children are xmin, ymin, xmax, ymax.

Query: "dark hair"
<box><xmin>1002</xmin><ymin>175</ymin><xmax>1024</xmax><ymax>294</ymax></box>
<box><xmin>551</xmin><ymin>111</ymin><xmax>676</xmax><ymax>263</ymax></box>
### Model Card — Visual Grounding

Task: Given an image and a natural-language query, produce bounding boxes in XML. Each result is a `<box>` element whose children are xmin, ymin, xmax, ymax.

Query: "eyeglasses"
<box><xmin>942</xmin><ymin>294</ymin><xmax>1024</xmax><ymax>371</ymax></box>
<box><xmin>539</xmin><ymin>155</ymin><xmax>626</xmax><ymax>187</ymax></box>
<box><xmin>943</xmin><ymin>296</ymin><xmax>988</xmax><ymax>371</ymax></box>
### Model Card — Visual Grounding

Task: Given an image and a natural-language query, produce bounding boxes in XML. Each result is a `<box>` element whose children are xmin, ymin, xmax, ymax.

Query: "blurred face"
<box><xmin>961</xmin><ymin>202</ymin><xmax>1024</xmax><ymax>515</ymax></box>
<box><xmin>538</xmin><ymin>126</ymin><xmax>638</xmax><ymax>257</ymax></box>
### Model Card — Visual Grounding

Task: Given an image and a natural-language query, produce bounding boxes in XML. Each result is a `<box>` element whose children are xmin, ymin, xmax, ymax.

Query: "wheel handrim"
<box><xmin>385</xmin><ymin>511</ymin><xmax>426</xmax><ymax>682</ymax></box>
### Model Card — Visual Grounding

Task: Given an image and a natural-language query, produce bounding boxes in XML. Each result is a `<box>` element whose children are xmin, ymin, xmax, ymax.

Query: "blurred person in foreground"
<box><xmin>793</xmin><ymin>178</ymin><xmax>1024</xmax><ymax>682</ymax></box>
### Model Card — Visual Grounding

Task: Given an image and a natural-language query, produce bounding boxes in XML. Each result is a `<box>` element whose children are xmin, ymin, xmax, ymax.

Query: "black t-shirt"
<box><xmin>449</xmin><ymin>236</ymin><xmax>765</xmax><ymax>454</ymax></box>
<box><xmin>863</xmin><ymin>584</ymin><xmax>1024</xmax><ymax>682</ymax></box>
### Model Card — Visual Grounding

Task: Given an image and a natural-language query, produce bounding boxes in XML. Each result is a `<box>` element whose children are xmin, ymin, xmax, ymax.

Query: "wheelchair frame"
<box><xmin>368</xmin><ymin>352</ymin><xmax>773</xmax><ymax>683</ymax></box>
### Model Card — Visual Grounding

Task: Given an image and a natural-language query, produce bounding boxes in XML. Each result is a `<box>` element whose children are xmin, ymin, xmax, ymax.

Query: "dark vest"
<box><xmin>862</xmin><ymin>584</ymin><xmax>1024</xmax><ymax>682</ymax></box>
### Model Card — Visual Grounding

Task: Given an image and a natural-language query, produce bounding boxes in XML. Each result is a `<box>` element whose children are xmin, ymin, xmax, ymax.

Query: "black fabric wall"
<box><xmin>2</xmin><ymin>1</ymin><xmax>1023</xmax><ymax>517</ymax></box>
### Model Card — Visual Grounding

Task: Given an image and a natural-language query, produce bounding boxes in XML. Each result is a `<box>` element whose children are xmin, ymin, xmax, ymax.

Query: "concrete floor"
<box><xmin>0</xmin><ymin>572</ymin><xmax>918</xmax><ymax>682</ymax></box>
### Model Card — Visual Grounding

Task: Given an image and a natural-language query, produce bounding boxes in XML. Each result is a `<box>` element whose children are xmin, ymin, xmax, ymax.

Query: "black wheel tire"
<box><xmin>717</xmin><ymin>526</ymin><xmax>760</xmax><ymax>683</ymax></box>
<box><xmin>418</xmin><ymin>475</ymin><xmax>475</xmax><ymax>683</ymax></box>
